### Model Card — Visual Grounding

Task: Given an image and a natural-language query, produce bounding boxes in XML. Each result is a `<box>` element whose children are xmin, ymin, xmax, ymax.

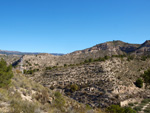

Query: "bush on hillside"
<box><xmin>142</xmin><ymin>69</ymin><xmax>150</xmax><ymax>87</ymax></box>
<box><xmin>104</xmin><ymin>55</ymin><xmax>110</xmax><ymax>60</ymax></box>
<box><xmin>88</xmin><ymin>58</ymin><xmax>93</xmax><ymax>62</ymax></box>
<box><xmin>0</xmin><ymin>58</ymin><xmax>13</xmax><ymax>88</ymax></box>
<box><xmin>64</xmin><ymin>64</ymin><xmax>67</xmax><ymax>67</ymax></box>
<box><xmin>106</xmin><ymin>105</ymin><xmax>124</xmax><ymax>113</ymax></box>
<box><xmin>53</xmin><ymin>91</ymin><xmax>65</xmax><ymax>111</ymax></box>
<box><xmin>106</xmin><ymin>105</ymin><xmax>136</xmax><ymax>113</ymax></box>
<box><xmin>141</xmin><ymin>56</ymin><xmax>147</xmax><ymax>61</ymax></box>
<box><xmin>127</xmin><ymin>56</ymin><xmax>134</xmax><ymax>61</ymax></box>
<box><xmin>135</xmin><ymin>78</ymin><xmax>143</xmax><ymax>88</ymax></box>
<box><xmin>70</xmin><ymin>84</ymin><xmax>79</xmax><ymax>92</ymax></box>
<box><xmin>124</xmin><ymin>107</ymin><xmax>136</xmax><ymax>113</ymax></box>
<box><xmin>24</xmin><ymin>69</ymin><xmax>39</xmax><ymax>75</ymax></box>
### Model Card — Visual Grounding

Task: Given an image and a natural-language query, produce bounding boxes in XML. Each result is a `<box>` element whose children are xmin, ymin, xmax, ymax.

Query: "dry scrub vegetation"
<box><xmin>0</xmin><ymin>71</ymin><xmax>105</xmax><ymax>113</ymax></box>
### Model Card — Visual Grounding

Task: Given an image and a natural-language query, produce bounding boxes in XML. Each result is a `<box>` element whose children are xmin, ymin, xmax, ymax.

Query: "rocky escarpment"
<box><xmin>71</xmin><ymin>40</ymin><xmax>140</xmax><ymax>55</ymax></box>
<box><xmin>61</xmin><ymin>40</ymin><xmax>140</xmax><ymax>64</ymax></box>
<box><xmin>19</xmin><ymin>40</ymin><xmax>150</xmax><ymax>71</ymax></box>
<box><xmin>30</xmin><ymin>57</ymin><xmax>150</xmax><ymax>108</ymax></box>
<box><xmin>134</xmin><ymin>40</ymin><xmax>150</xmax><ymax>55</ymax></box>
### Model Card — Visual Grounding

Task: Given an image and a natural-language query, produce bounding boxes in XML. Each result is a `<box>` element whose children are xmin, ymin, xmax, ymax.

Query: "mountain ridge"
<box><xmin>70</xmin><ymin>40</ymin><xmax>141</xmax><ymax>55</ymax></box>
<box><xmin>12</xmin><ymin>40</ymin><xmax>150</xmax><ymax>71</ymax></box>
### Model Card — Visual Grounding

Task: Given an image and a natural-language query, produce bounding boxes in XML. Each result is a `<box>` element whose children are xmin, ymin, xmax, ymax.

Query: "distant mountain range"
<box><xmin>0</xmin><ymin>50</ymin><xmax>64</xmax><ymax>56</ymax></box>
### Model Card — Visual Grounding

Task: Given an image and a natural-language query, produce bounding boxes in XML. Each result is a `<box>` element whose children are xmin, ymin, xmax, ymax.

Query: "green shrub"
<box><xmin>84</xmin><ymin>60</ymin><xmax>88</xmax><ymax>63</ymax></box>
<box><xmin>133</xmin><ymin>106</ymin><xmax>142</xmax><ymax>111</ymax></box>
<box><xmin>141</xmin><ymin>56</ymin><xmax>147</xmax><ymax>61</ymax></box>
<box><xmin>128</xmin><ymin>103</ymin><xmax>134</xmax><ymax>106</ymax></box>
<box><xmin>134</xmin><ymin>102</ymin><xmax>138</xmax><ymax>105</ymax></box>
<box><xmin>46</xmin><ymin>67</ymin><xmax>52</xmax><ymax>70</ymax></box>
<box><xmin>0</xmin><ymin>58</ymin><xmax>13</xmax><ymax>88</ymax></box>
<box><xmin>53</xmin><ymin>91</ymin><xmax>65</xmax><ymax>111</ymax></box>
<box><xmin>54</xmin><ymin>91</ymin><xmax>62</xmax><ymax>97</ymax></box>
<box><xmin>86</xmin><ymin>104</ymin><xmax>92</xmax><ymax>110</ymax></box>
<box><xmin>112</xmin><ymin>55</ymin><xmax>126</xmax><ymax>58</ymax></box>
<box><xmin>70</xmin><ymin>84</ymin><xmax>79</xmax><ymax>92</ymax></box>
<box><xmin>107</xmin><ymin>105</ymin><xmax>136</xmax><ymax>113</ymax></box>
<box><xmin>25</xmin><ymin>61</ymin><xmax>32</xmax><ymax>66</ymax></box>
<box><xmin>88</xmin><ymin>58</ymin><xmax>93</xmax><ymax>62</ymax></box>
<box><xmin>106</xmin><ymin>105</ymin><xmax>124</xmax><ymax>113</ymax></box>
<box><xmin>127</xmin><ymin>56</ymin><xmax>134</xmax><ymax>61</ymax></box>
<box><xmin>64</xmin><ymin>64</ymin><xmax>67</xmax><ymax>67</ymax></box>
<box><xmin>98</xmin><ymin>57</ymin><xmax>105</xmax><ymax>61</ymax></box>
<box><xmin>24</xmin><ymin>68</ymin><xmax>39</xmax><ymax>75</ymax></box>
<box><xmin>104</xmin><ymin>56</ymin><xmax>110</xmax><ymax>60</ymax></box>
<box><xmin>124</xmin><ymin>107</ymin><xmax>136</xmax><ymax>113</ymax></box>
<box><xmin>142</xmin><ymin>69</ymin><xmax>150</xmax><ymax>87</ymax></box>
<box><xmin>141</xmin><ymin>99</ymin><xmax>150</xmax><ymax>104</ymax></box>
<box><xmin>135</xmin><ymin>78</ymin><xmax>143</xmax><ymax>88</ymax></box>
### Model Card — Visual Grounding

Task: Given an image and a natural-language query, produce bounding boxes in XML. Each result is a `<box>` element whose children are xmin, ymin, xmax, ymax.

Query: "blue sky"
<box><xmin>0</xmin><ymin>0</ymin><xmax>150</xmax><ymax>54</ymax></box>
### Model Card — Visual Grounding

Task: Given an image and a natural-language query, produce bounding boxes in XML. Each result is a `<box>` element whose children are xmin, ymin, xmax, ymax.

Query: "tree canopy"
<box><xmin>0</xmin><ymin>58</ymin><xmax>13</xmax><ymax>88</ymax></box>
<box><xmin>135</xmin><ymin>78</ymin><xmax>143</xmax><ymax>88</ymax></box>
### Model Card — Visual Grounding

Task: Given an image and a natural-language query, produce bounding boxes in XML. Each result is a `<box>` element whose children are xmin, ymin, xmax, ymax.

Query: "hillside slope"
<box><xmin>0</xmin><ymin>72</ymin><xmax>104</xmax><ymax>113</ymax></box>
<box><xmin>29</xmin><ymin>56</ymin><xmax>150</xmax><ymax>108</ymax></box>
<box><xmin>133</xmin><ymin>40</ymin><xmax>150</xmax><ymax>55</ymax></box>
<box><xmin>9</xmin><ymin>40</ymin><xmax>150</xmax><ymax>112</ymax></box>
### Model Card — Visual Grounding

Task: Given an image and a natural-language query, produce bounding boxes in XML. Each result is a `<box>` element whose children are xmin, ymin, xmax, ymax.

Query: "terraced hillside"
<box><xmin>28</xmin><ymin>57</ymin><xmax>150</xmax><ymax>108</ymax></box>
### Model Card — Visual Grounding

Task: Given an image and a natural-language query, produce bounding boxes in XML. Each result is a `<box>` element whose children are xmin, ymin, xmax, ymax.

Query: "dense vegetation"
<box><xmin>0</xmin><ymin>58</ymin><xmax>13</xmax><ymax>88</ymax></box>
